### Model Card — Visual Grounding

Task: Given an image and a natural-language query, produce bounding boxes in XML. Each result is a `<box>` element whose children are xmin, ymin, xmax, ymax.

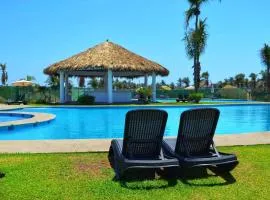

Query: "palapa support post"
<box><xmin>64</xmin><ymin>73</ymin><xmax>69</xmax><ymax>102</ymax></box>
<box><xmin>107</xmin><ymin>69</ymin><xmax>113</xmax><ymax>104</ymax></box>
<box><xmin>59</xmin><ymin>71</ymin><xmax>65</xmax><ymax>103</ymax></box>
<box><xmin>144</xmin><ymin>74</ymin><xmax>148</xmax><ymax>87</ymax></box>
<box><xmin>152</xmin><ymin>72</ymin><xmax>156</xmax><ymax>102</ymax></box>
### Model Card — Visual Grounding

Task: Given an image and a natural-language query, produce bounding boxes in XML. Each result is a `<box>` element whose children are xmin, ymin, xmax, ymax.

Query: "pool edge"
<box><xmin>0</xmin><ymin>132</ymin><xmax>269</xmax><ymax>153</ymax></box>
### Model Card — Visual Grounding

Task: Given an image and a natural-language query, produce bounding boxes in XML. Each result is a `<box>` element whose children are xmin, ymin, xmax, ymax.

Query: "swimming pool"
<box><xmin>157</xmin><ymin>98</ymin><xmax>252</xmax><ymax>103</ymax></box>
<box><xmin>0</xmin><ymin>113</ymin><xmax>31</xmax><ymax>122</ymax></box>
<box><xmin>0</xmin><ymin>104</ymin><xmax>269</xmax><ymax>140</ymax></box>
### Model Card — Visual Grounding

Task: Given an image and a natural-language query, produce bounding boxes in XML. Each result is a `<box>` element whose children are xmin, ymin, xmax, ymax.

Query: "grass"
<box><xmin>0</xmin><ymin>145</ymin><xmax>269</xmax><ymax>200</ymax></box>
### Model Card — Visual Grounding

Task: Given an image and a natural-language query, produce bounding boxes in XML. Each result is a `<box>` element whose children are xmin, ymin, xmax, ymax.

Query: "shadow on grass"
<box><xmin>114</xmin><ymin>169</ymin><xmax>177</xmax><ymax>190</ymax></box>
<box><xmin>0</xmin><ymin>172</ymin><xmax>5</xmax><ymax>179</ymax></box>
<box><xmin>116</xmin><ymin>167</ymin><xmax>236</xmax><ymax>189</ymax></box>
<box><xmin>169</xmin><ymin>167</ymin><xmax>236</xmax><ymax>187</ymax></box>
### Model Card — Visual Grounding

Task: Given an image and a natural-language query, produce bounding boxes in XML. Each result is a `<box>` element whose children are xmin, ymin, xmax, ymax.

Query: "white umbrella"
<box><xmin>12</xmin><ymin>80</ymin><xmax>33</xmax><ymax>87</ymax></box>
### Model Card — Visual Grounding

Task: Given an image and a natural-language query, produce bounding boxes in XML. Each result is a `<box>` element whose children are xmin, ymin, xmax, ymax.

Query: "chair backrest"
<box><xmin>122</xmin><ymin>109</ymin><xmax>168</xmax><ymax>159</ymax></box>
<box><xmin>175</xmin><ymin>108</ymin><xmax>220</xmax><ymax>156</ymax></box>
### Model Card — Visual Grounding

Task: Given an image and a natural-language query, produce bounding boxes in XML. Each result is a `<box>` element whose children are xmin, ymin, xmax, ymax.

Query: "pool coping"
<box><xmin>0</xmin><ymin>132</ymin><xmax>269</xmax><ymax>153</ymax></box>
<box><xmin>0</xmin><ymin>111</ymin><xmax>56</xmax><ymax>130</ymax></box>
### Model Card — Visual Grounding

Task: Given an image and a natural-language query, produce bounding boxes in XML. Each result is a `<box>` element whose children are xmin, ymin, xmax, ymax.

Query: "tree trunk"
<box><xmin>194</xmin><ymin>13</ymin><xmax>200</xmax><ymax>93</ymax></box>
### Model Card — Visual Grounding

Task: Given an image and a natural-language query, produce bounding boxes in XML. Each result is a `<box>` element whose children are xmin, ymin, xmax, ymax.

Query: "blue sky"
<box><xmin>0</xmin><ymin>0</ymin><xmax>269</xmax><ymax>85</ymax></box>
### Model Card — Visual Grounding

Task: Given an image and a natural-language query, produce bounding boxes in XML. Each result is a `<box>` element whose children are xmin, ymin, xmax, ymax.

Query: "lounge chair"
<box><xmin>108</xmin><ymin>109</ymin><xmax>179</xmax><ymax>179</ymax></box>
<box><xmin>6</xmin><ymin>99</ymin><xmax>23</xmax><ymax>105</ymax></box>
<box><xmin>162</xmin><ymin>108</ymin><xmax>238</xmax><ymax>172</ymax></box>
<box><xmin>5</xmin><ymin>94</ymin><xmax>27</xmax><ymax>105</ymax></box>
<box><xmin>176</xmin><ymin>94</ymin><xmax>189</xmax><ymax>103</ymax></box>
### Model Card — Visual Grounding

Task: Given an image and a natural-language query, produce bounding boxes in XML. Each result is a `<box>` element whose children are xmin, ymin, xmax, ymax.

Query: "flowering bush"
<box><xmin>135</xmin><ymin>87</ymin><xmax>152</xmax><ymax>103</ymax></box>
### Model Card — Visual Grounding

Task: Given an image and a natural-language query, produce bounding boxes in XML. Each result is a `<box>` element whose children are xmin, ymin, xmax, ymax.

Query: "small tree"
<box><xmin>260</xmin><ymin>44</ymin><xmax>270</xmax><ymax>93</ymax></box>
<box><xmin>0</xmin><ymin>63</ymin><xmax>8</xmax><ymax>86</ymax></box>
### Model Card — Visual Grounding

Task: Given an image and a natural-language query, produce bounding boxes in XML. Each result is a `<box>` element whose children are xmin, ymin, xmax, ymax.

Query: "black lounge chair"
<box><xmin>108</xmin><ymin>109</ymin><xmax>179</xmax><ymax>179</ymax></box>
<box><xmin>5</xmin><ymin>94</ymin><xmax>27</xmax><ymax>105</ymax></box>
<box><xmin>176</xmin><ymin>94</ymin><xmax>189</xmax><ymax>103</ymax></box>
<box><xmin>162</xmin><ymin>108</ymin><xmax>238</xmax><ymax>172</ymax></box>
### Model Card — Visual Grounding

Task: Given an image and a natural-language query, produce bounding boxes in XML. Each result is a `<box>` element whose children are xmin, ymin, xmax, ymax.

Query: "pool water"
<box><xmin>157</xmin><ymin>98</ymin><xmax>252</xmax><ymax>103</ymax></box>
<box><xmin>0</xmin><ymin>104</ymin><xmax>269</xmax><ymax>140</ymax></box>
<box><xmin>0</xmin><ymin>115</ymin><xmax>27</xmax><ymax>122</ymax></box>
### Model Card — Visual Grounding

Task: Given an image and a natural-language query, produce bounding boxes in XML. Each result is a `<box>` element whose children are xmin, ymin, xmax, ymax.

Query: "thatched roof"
<box><xmin>44</xmin><ymin>41</ymin><xmax>169</xmax><ymax>77</ymax></box>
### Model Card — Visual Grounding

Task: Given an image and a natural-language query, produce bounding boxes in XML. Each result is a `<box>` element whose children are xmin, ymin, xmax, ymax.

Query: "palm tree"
<box><xmin>184</xmin><ymin>19</ymin><xmax>208</xmax><ymax>91</ymax></box>
<box><xmin>234</xmin><ymin>73</ymin><xmax>245</xmax><ymax>88</ymax></box>
<box><xmin>46</xmin><ymin>75</ymin><xmax>59</xmax><ymax>89</ymax></box>
<box><xmin>201</xmin><ymin>71</ymin><xmax>209</xmax><ymax>87</ymax></box>
<box><xmin>78</xmin><ymin>77</ymin><xmax>85</xmax><ymax>88</ymax></box>
<box><xmin>177</xmin><ymin>78</ymin><xmax>182</xmax><ymax>88</ymax></box>
<box><xmin>185</xmin><ymin>0</ymin><xmax>221</xmax><ymax>92</ymax></box>
<box><xmin>182</xmin><ymin>77</ymin><xmax>190</xmax><ymax>87</ymax></box>
<box><xmin>0</xmin><ymin>63</ymin><xmax>8</xmax><ymax>86</ymax></box>
<box><xmin>249</xmin><ymin>73</ymin><xmax>257</xmax><ymax>89</ymax></box>
<box><xmin>260</xmin><ymin>44</ymin><xmax>270</xmax><ymax>93</ymax></box>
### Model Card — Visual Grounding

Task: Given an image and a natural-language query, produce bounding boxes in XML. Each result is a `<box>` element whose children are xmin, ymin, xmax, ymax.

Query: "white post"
<box><xmin>64</xmin><ymin>73</ymin><xmax>69</xmax><ymax>102</ymax></box>
<box><xmin>152</xmin><ymin>72</ymin><xmax>156</xmax><ymax>102</ymax></box>
<box><xmin>144</xmin><ymin>75</ymin><xmax>148</xmax><ymax>87</ymax></box>
<box><xmin>59</xmin><ymin>71</ymin><xmax>65</xmax><ymax>103</ymax></box>
<box><xmin>107</xmin><ymin>69</ymin><xmax>113</xmax><ymax>104</ymax></box>
<box><xmin>104</xmin><ymin>73</ymin><xmax>108</xmax><ymax>91</ymax></box>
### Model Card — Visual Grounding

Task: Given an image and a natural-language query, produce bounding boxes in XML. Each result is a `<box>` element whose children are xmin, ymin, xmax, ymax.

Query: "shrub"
<box><xmin>0</xmin><ymin>96</ymin><xmax>6</xmax><ymax>103</ymax></box>
<box><xmin>135</xmin><ymin>87</ymin><xmax>152</xmax><ymax>103</ymax></box>
<box><xmin>219</xmin><ymin>88</ymin><xmax>247</xmax><ymax>99</ymax></box>
<box><xmin>189</xmin><ymin>93</ymin><xmax>204</xmax><ymax>103</ymax></box>
<box><xmin>77</xmin><ymin>95</ymin><xmax>95</xmax><ymax>105</ymax></box>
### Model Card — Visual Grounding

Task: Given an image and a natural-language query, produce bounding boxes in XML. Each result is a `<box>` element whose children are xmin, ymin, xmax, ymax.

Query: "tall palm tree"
<box><xmin>260</xmin><ymin>44</ymin><xmax>270</xmax><ymax>93</ymax></box>
<box><xmin>185</xmin><ymin>0</ymin><xmax>221</xmax><ymax>92</ymax></box>
<box><xmin>184</xmin><ymin>19</ymin><xmax>208</xmax><ymax>91</ymax></box>
<box><xmin>0</xmin><ymin>63</ymin><xmax>8</xmax><ymax>86</ymax></box>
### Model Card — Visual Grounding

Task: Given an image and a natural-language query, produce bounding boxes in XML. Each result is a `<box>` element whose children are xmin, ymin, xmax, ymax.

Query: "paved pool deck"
<box><xmin>0</xmin><ymin>132</ymin><xmax>269</xmax><ymax>153</ymax></box>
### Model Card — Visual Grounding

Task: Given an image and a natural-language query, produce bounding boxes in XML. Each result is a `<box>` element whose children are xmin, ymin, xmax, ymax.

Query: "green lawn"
<box><xmin>0</xmin><ymin>145</ymin><xmax>269</xmax><ymax>200</ymax></box>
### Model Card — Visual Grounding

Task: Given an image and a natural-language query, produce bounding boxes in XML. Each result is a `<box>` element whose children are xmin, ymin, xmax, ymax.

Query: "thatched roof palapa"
<box><xmin>44</xmin><ymin>41</ymin><xmax>169</xmax><ymax>77</ymax></box>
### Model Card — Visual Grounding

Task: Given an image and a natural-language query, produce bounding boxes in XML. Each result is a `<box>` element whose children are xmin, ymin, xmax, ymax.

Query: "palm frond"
<box><xmin>185</xmin><ymin>7</ymin><xmax>198</xmax><ymax>28</ymax></box>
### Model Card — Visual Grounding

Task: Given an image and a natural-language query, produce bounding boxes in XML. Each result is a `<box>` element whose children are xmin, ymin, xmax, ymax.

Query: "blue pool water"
<box><xmin>157</xmin><ymin>98</ymin><xmax>252</xmax><ymax>103</ymax></box>
<box><xmin>0</xmin><ymin>104</ymin><xmax>269</xmax><ymax>140</ymax></box>
<box><xmin>0</xmin><ymin>115</ymin><xmax>27</xmax><ymax>122</ymax></box>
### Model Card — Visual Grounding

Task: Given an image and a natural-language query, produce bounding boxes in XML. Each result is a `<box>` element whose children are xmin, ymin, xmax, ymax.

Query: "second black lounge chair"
<box><xmin>162</xmin><ymin>108</ymin><xmax>238</xmax><ymax>172</ymax></box>
<box><xmin>108</xmin><ymin>109</ymin><xmax>179</xmax><ymax>179</ymax></box>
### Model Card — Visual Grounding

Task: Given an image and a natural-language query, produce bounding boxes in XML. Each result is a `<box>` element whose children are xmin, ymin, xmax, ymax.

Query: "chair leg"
<box><xmin>108</xmin><ymin>145</ymin><xmax>125</xmax><ymax>180</ymax></box>
<box><xmin>108</xmin><ymin>146</ymin><xmax>114</xmax><ymax>168</ymax></box>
